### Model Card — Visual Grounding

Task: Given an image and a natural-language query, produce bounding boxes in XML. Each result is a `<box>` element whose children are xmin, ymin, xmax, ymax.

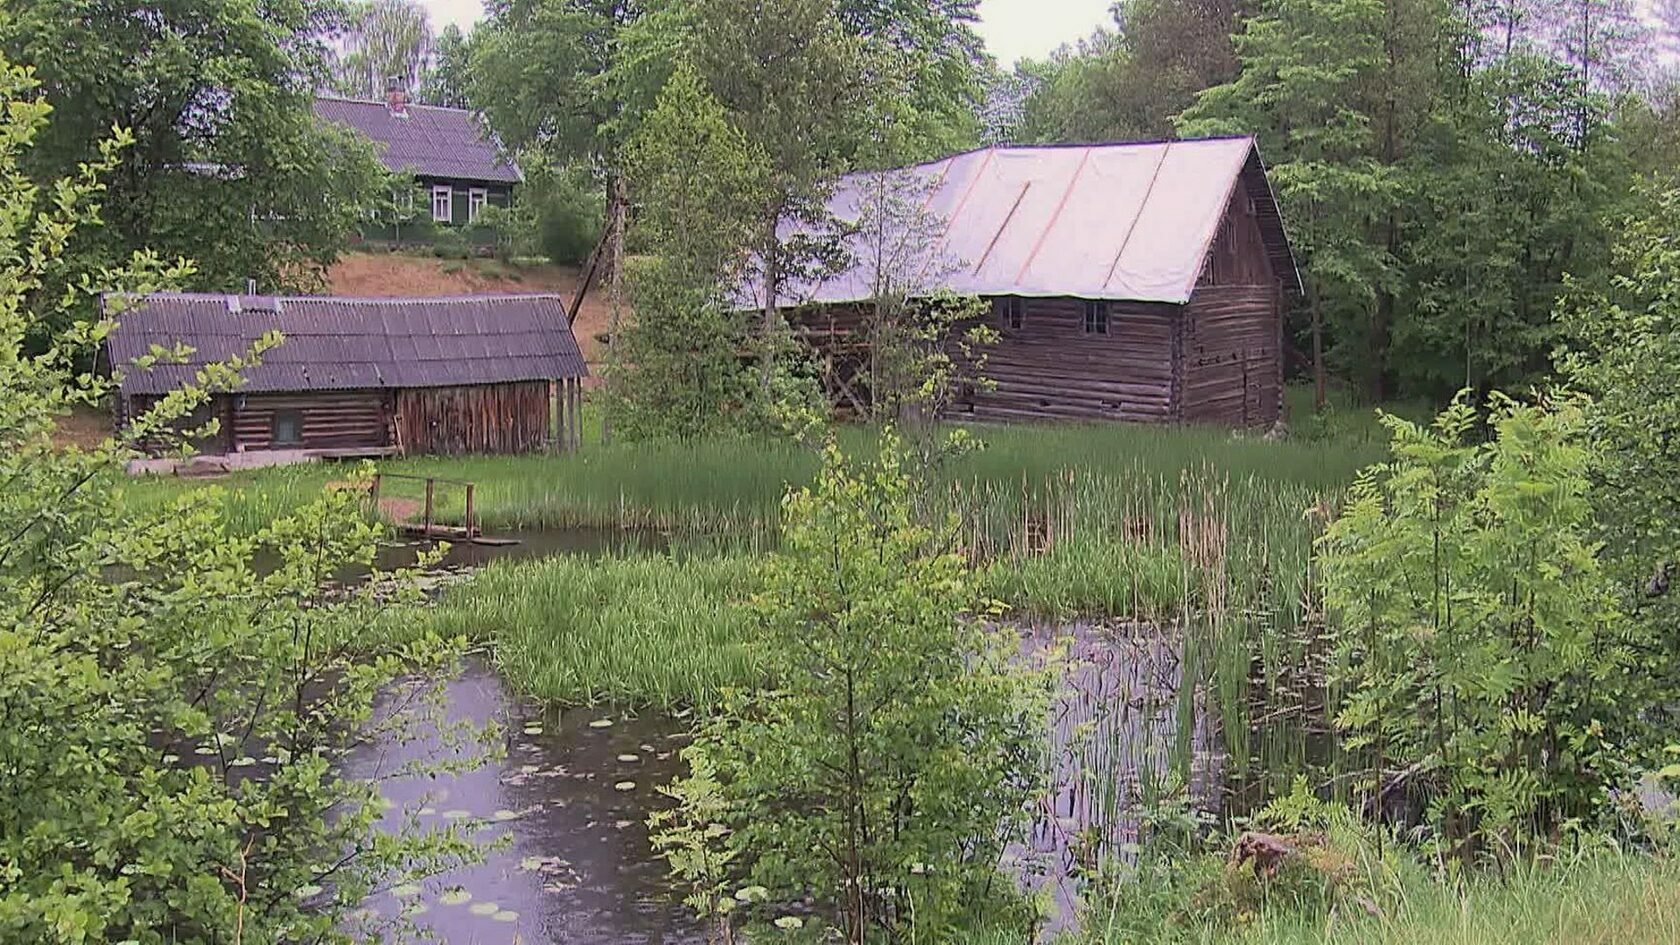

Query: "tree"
<box><xmin>1559</xmin><ymin>188</ymin><xmax>1680</xmax><ymax>745</ymax></box>
<box><xmin>330</xmin><ymin>0</ymin><xmax>435</xmax><ymax>101</ymax></box>
<box><xmin>607</xmin><ymin>66</ymin><xmax>792</xmax><ymax>440</ymax></box>
<box><xmin>471</xmin><ymin>0</ymin><xmax>649</xmax><ymax>439</ymax></box>
<box><xmin>1319</xmin><ymin>395</ymin><xmax>1625</xmax><ymax>855</ymax></box>
<box><xmin>651</xmin><ymin>434</ymin><xmax>1051</xmax><ymax>942</ymax></box>
<box><xmin>1180</xmin><ymin>0</ymin><xmax>1400</xmax><ymax>407</ymax></box>
<box><xmin>420</xmin><ymin>23</ymin><xmax>474</xmax><ymax>108</ymax></box>
<box><xmin>1016</xmin><ymin>0</ymin><xmax>1255</xmax><ymax>143</ymax></box>
<box><xmin>686</xmin><ymin>0</ymin><xmax>870</xmax><ymax>401</ymax></box>
<box><xmin>0</xmin><ymin>0</ymin><xmax>386</xmax><ymax>333</ymax></box>
<box><xmin>0</xmin><ymin>59</ymin><xmax>478</xmax><ymax>943</ymax></box>
<box><xmin>847</xmin><ymin>166</ymin><xmax>994</xmax><ymax>438</ymax></box>
<box><xmin>831</xmin><ymin>0</ymin><xmax>988</xmax><ymax>160</ymax></box>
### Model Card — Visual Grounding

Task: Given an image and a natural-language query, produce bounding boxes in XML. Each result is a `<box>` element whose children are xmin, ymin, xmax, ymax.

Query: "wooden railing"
<box><xmin>370</xmin><ymin>472</ymin><xmax>479</xmax><ymax>540</ymax></box>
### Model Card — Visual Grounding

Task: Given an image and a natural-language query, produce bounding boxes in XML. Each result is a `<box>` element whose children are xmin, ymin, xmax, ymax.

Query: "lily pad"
<box><xmin>774</xmin><ymin>916</ymin><xmax>805</xmax><ymax>930</ymax></box>
<box><xmin>522</xmin><ymin>724</ymin><xmax>544</xmax><ymax>736</ymax></box>
<box><xmin>617</xmin><ymin>753</ymin><xmax>640</xmax><ymax>763</ymax></box>
<box><xmin>441</xmin><ymin>809</ymin><xmax>471</xmax><ymax>820</ymax></box>
<box><xmin>491</xmin><ymin>910</ymin><xmax>520</xmax><ymax>922</ymax></box>
<box><xmin>390</xmin><ymin>883</ymin><xmax>422</xmax><ymax>899</ymax></box>
<box><xmin>439</xmin><ymin>889</ymin><xmax>473</xmax><ymax>906</ymax></box>
<box><xmin>614</xmin><ymin>781</ymin><xmax>636</xmax><ymax>792</ymax></box>
<box><xmin>588</xmin><ymin>718</ymin><xmax>614</xmax><ymax>729</ymax></box>
<box><xmin>491</xmin><ymin>809</ymin><xmax>521</xmax><ymax>822</ymax></box>
<box><xmin>468</xmin><ymin>901</ymin><xmax>500</xmax><ymax>916</ymax></box>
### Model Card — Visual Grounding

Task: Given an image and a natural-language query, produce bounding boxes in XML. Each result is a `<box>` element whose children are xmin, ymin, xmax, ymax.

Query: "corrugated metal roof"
<box><xmin>106</xmin><ymin>293</ymin><xmax>587</xmax><ymax>396</ymax></box>
<box><xmin>757</xmin><ymin>136</ymin><xmax>1300</xmax><ymax>308</ymax></box>
<box><xmin>314</xmin><ymin>95</ymin><xmax>522</xmax><ymax>185</ymax></box>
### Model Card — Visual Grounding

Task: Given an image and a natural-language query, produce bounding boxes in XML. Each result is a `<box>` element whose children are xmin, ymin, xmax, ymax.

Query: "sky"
<box><xmin>416</xmin><ymin>0</ymin><xmax>1115</xmax><ymax>66</ymax></box>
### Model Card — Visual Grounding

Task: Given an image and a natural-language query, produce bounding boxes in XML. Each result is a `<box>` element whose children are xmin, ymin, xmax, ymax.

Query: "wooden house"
<box><xmin>315</xmin><ymin>79</ymin><xmax>521</xmax><ymax>229</ymax></box>
<box><xmin>104</xmin><ymin>293</ymin><xmax>587</xmax><ymax>457</ymax></box>
<box><xmin>765</xmin><ymin>136</ymin><xmax>1301</xmax><ymax>427</ymax></box>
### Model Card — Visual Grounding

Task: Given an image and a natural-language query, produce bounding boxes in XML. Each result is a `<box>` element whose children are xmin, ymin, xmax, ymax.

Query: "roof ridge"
<box><xmin>109</xmin><ymin>291</ymin><xmax>569</xmax><ymax>305</ymax></box>
<box><xmin>313</xmin><ymin>92</ymin><xmax>479</xmax><ymax>117</ymax></box>
<box><xmin>842</xmin><ymin>134</ymin><xmax>1256</xmax><ymax>180</ymax></box>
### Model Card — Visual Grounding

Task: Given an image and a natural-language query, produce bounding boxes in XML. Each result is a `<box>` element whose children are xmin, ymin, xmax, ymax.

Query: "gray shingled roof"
<box><xmin>106</xmin><ymin>294</ymin><xmax>586</xmax><ymax>396</ymax></box>
<box><xmin>314</xmin><ymin>95</ymin><xmax>522</xmax><ymax>185</ymax></box>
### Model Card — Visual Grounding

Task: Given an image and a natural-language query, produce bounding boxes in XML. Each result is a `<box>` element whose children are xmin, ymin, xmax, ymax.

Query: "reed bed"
<box><xmin>405</xmin><ymin>553</ymin><xmax>764</xmax><ymax>707</ymax></box>
<box><xmin>118</xmin><ymin>414</ymin><xmax>1371</xmax><ymax>800</ymax></box>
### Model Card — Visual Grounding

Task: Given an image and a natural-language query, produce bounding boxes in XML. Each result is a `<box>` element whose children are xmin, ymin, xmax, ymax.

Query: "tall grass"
<box><xmin>114</xmin><ymin>414</ymin><xmax>1380</xmax><ymax>538</ymax></box>
<box><xmin>119</xmin><ymin>406</ymin><xmax>1376</xmax><ymax>806</ymax></box>
<box><xmin>403</xmin><ymin>553</ymin><xmax>764</xmax><ymax>707</ymax></box>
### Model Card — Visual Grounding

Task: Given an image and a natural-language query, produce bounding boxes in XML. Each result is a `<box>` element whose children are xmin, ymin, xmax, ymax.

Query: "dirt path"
<box><xmin>329</xmin><ymin>252</ymin><xmax>616</xmax><ymax>374</ymax></box>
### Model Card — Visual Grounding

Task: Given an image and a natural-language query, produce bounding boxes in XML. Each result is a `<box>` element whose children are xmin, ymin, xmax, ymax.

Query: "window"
<box><xmin>468</xmin><ymin>188</ymin><xmax>489</xmax><ymax>223</ymax></box>
<box><xmin>996</xmin><ymin>297</ymin><xmax>1024</xmax><ymax>330</ymax></box>
<box><xmin>271</xmin><ymin>410</ymin><xmax>304</xmax><ymax>447</ymax></box>
<box><xmin>1083</xmin><ymin>300</ymin><xmax>1110</xmax><ymax>335</ymax></box>
<box><xmin>431</xmin><ymin>185</ymin><xmax>453</xmax><ymax>223</ymax></box>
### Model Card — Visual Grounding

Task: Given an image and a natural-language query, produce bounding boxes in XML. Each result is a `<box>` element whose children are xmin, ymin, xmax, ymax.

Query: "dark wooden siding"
<box><xmin>396</xmin><ymin>381</ymin><xmax>551</xmax><ymax>455</ymax></box>
<box><xmin>230</xmin><ymin>391</ymin><xmax>391</xmax><ymax>452</ymax></box>
<box><xmin>961</xmin><ymin>297</ymin><xmax>1179</xmax><ymax>424</ymax></box>
<box><xmin>1180</xmin><ymin>183</ymin><xmax>1284</xmax><ymax>427</ymax></box>
<box><xmin>1181</xmin><ymin>287</ymin><xmax>1281</xmax><ymax>427</ymax></box>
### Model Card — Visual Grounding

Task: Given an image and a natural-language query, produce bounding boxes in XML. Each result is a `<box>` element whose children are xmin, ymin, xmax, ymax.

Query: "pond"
<box><xmin>344</xmin><ymin>656</ymin><xmax>704</xmax><ymax>944</ymax></box>
<box><xmin>341</xmin><ymin>592</ymin><xmax>1222</xmax><ymax>940</ymax></box>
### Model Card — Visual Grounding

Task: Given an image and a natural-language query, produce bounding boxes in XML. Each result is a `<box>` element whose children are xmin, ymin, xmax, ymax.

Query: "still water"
<box><xmin>343</xmin><ymin>657</ymin><xmax>703</xmax><ymax>944</ymax></box>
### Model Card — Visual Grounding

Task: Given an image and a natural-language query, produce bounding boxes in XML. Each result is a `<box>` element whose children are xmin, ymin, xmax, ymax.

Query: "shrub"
<box><xmin>1318</xmin><ymin>394</ymin><xmax>1625</xmax><ymax>856</ymax></box>
<box><xmin>650</xmin><ymin>434</ymin><xmax>1055</xmax><ymax>941</ymax></box>
<box><xmin>431</xmin><ymin>228</ymin><xmax>471</xmax><ymax>260</ymax></box>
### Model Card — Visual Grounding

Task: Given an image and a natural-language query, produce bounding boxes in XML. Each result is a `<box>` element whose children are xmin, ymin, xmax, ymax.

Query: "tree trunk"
<box><xmin>758</xmin><ymin>216</ymin><xmax>781</xmax><ymax>397</ymax></box>
<box><xmin>1311</xmin><ymin>282</ymin><xmax>1327</xmax><ymax>412</ymax></box>
<box><xmin>603</xmin><ymin>172</ymin><xmax>628</xmax><ymax>445</ymax></box>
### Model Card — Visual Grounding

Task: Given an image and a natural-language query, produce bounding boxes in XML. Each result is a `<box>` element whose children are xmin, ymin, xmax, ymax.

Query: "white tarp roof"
<box><xmin>760</xmin><ymin>136</ymin><xmax>1291</xmax><ymax>309</ymax></box>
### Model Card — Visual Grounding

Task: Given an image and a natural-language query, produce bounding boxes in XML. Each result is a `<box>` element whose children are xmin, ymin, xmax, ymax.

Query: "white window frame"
<box><xmin>468</xmin><ymin>187</ymin><xmax>489</xmax><ymax>223</ymax></box>
<box><xmin>431</xmin><ymin>185</ymin><xmax>454</xmax><ymax>224</ymax></box>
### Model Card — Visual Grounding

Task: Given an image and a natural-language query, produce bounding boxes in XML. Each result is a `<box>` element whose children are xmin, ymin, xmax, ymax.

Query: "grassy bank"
<box><xmin>1068</xmin><ymin>851</ymin><xmax>1680</xmax><ymax>945</ymax></box>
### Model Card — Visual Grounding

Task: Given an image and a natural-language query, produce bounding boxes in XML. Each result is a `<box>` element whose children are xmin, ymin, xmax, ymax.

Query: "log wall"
<box><xmin>960</xmin><ymin>297</ymin><xmax>1179</xmax><ymax>424</ymax></box>
<box><xmin>1181</xmin><ymin>286</ymin><xmax>1281</xmax><ymax>427</ymax></box>
<box><xmin>229</xmin><ymin>391</ymin><xmax>390</xmax><ymax>452</ymax></box>
<box><xmin>396</xmin><ymin>381</ymin><xmax>552</xmax><ymax>455</ymax></box>
<box><xmin>1180</xmin><ymin>182</ymin><xmax>1284</xmax><ymax>427</ymax></box>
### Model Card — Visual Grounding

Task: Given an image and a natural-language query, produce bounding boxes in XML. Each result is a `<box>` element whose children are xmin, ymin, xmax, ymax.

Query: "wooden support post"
<box><xmin>465</xmin><ymin>483</ymin><xmax>476</xmax><ymax>538</ymax></box>
<box><xmin>424</xmin><ymin>478</ymin><xmax>435</xmax><ymax>538</ymax></box>
<box><xmin>571</xmin><ymin>380</ymin><xmax>583</xmax><ymax>451</ymax></box>
<box><xmin>370</xmin><ymin>474</ymin><xmax>382</xmax><ymax>520</ymax></box>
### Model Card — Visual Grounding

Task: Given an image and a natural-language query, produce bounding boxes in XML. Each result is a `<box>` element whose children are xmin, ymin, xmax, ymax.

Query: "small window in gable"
<box><xmin>996</xmin><ymin>297</ymin><xmax>1024</xmax><ymax>330</ymax></box>
<box><xmin>1083</xmin><ymin>300</ymin><xmax>1110</xmax><ymax>336</ymax></box>
<box><xmin>271</xmin><ymin>410</ymin><xmax>304</xmax><ymax>447</ymax></box>
<box><xmin>431</xmin><ymin>185</ymin><xmax>453</xmax><ymax>223</ymax></box>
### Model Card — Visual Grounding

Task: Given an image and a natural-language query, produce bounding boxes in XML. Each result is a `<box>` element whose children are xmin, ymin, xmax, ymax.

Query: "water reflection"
<box><xmin>344</xmin><ymin>658</ymin><xmax>701</xmax><ymax>944</ymax></box>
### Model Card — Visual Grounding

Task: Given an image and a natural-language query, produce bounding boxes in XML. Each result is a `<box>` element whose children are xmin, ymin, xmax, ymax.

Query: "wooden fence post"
<box><xmin>424</xmin><ymin>478</ymin><xmax>435</xmax><ymax>538</ymax></box>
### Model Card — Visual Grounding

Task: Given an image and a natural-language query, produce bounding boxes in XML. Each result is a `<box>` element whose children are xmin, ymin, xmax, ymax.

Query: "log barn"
<box><xmin>104</xmin><ymin>293</ymin><xmax>588</xmax><ymax>457</ymax></box>
<box><xmin>770</xmin><ymin>136</ymin><xmax>1301</xmax><ymax>427</ymax></box>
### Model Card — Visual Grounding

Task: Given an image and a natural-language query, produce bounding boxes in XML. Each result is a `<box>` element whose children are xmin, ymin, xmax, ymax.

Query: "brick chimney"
<box><xmin>386</xmin><ymin>75</ymin><xmax>409</xmax><ymax>118</ymax></box>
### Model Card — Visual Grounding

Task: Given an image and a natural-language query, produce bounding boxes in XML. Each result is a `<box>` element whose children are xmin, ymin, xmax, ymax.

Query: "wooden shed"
<box><xmin>104</xmin><ymin>293</ymin><xmax>588</xmax><ymax>457</ymax></box>
<box><xmin>766</xmin><ymin>136</ymin><xmax>1301</xmax><ymax>427</ymax></box>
